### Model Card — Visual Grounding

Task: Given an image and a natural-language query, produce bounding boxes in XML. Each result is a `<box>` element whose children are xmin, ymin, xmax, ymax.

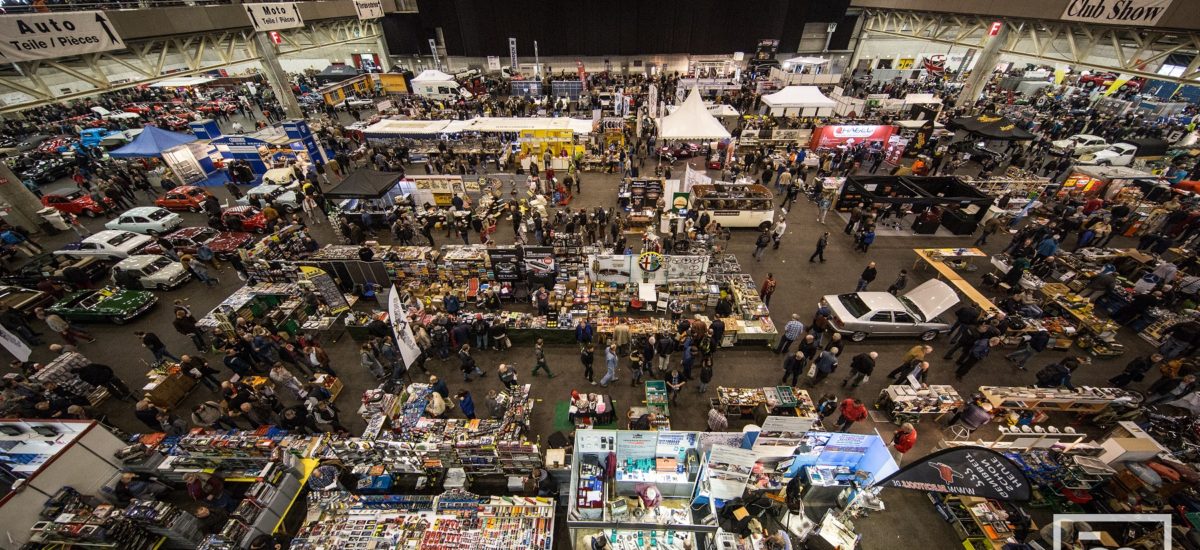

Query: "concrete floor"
<box><xmin>13</xmin><ymin>112</ymin><xmax>1158</xmax><ymax>548</ymax></box>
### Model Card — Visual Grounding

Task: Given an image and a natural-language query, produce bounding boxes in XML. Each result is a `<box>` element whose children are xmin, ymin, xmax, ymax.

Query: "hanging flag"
<box><xmin>875</xmin><ymin>446</ymin><xmax>1032</xmax><ymax>501</ymax></box>
<box><xmin>1104</xmin><ymin>73</ymin><xmax>1135</xmax><ymax>96</ymax></box>
<box><xmin>387</xmin><ymin>286</ymin><xmax>422</xmax><ymax>368</ymax></box>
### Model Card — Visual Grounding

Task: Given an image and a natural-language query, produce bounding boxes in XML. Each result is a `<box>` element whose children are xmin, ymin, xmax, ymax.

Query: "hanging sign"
<box><xmin>487</xmin><ymin>56</ymin><xmax>501</xmax><ymax>72</ymax></box>
<box><xmin>1060</xmin><ymin>0</ymin><xmax>1174</xmax><ymax>26</ymax></box>
<box><xmin>0</xmin><ymin>324</ymin><xmax>31</xmax><ymax>361</ymax></box>
<box><xmin>387</xmin><ymin>286</ymin><xmax>423</xmax><ymax>368</ymax></box>
<box><xmin>243</xmin><ymin>3</ymin><xmax>304</xmax><ymax>32</ymax></box>
<box><xmin>876</xmin><ymin>445</ymin><xmax>1032</xmax><ymax>501</ymax></box>
<box><xmin>508</xmin><ymin>37</ymin><xmax>518</xmax><ymax>74</ymax></box>
<box><xmin>487</xmin><ymin>248</ymin><xmax>522</xmax><ymax>281</ymax></box>
<box><xmin>0</xmin><ymin>11</ymin><xmax>126</xmax><ymax>62</ymax></box>
<box><xmin>353</xmin><ymin>0</ymin><xmax>384</xmax><ymax>20</ymax></box>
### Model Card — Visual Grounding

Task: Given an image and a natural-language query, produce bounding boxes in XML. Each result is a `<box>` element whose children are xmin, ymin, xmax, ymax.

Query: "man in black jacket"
<box><xmin>842</xmin><ymin>351</ymin><xmax>877</xmax><ymax>388</ymax></box>
<box><xmin>72</xmin><ymin>363</ymin><xmax>134</xmax><ymax>401</ymax></box>
<box><xmin>948</xmin><ymin>303</ymin><xmax>981</xmax><ymax>343</ymax></box>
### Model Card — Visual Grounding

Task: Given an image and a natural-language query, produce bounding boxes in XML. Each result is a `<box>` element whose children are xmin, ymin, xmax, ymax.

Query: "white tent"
<box><xmin>658</xmin><ymin>88</ymin><xmax>732</xmax><ymax>141</ymax></box>
<box><xmin>761</xmin><ymin>86</ymin><xmax>836</xmax><ymax>117</ymax></box>
<box><xmin>411</xmin><ymin>69</ymin><xmax>455</xmax><ymax>82</ymax></box>
<box><xmin>410</xmin><ymin>69</ymin><xmax>466</xmax><ymax>99</ymax></box>
<box><xmin>782</xmin><ymin>56</ymin><xmax>830</xmax><ymax>68</ymax></box>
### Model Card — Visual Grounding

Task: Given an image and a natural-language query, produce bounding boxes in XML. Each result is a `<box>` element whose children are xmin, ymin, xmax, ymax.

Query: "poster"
<box><xmin>387</xmin><ymin>286</ymin><xmax>422</xmax><ymax>368</ymax></box>
<box><xmin>665</xmin><ymin>255</ymin><xmax>709</xmax><ymax>283</ymax></box>
<box><xmin>1060</xmin><ymin>0</ymin><xmax>1173</xmax><ymax>26</ymax></box>
<box><xmin>877</xmin><ymin>446</ymin><xmax>1032</xmax><ymax>501</ymax></box>
<box><xmin>809</xmin><ymin>125</ymin><xmax>896</xmax><ymax>149</ymax></box>
<box><xmin>487</xmin><ymin>56</ymin><xmax>501</xmax><ymax>71</ymax></box>
<box><xmin>487</xmin><ymin>248</ymin><xmax>522</xmax><ymax>281</ymax></box>
<box><xmin>698</xmin><ymin>432</ymin><xmax>744</xmax><ymax>454</ymax></box>
<box><xmin>753</xmin><ymin>416</ymin><xmax>814</xmax><ymax>456</ymax></box>
<box><xmin>298</xmin><ymin>266</ymin><xmax>350</xmax><ymax>313</ymax></box>
<box><xmin>671</xmin><ymin>192</ymin><xmax>690</xmax><ymax>214</ymax></box>
<box><xmin>706</xmin><ymin>445</ymin><xmax>757</xmax><ymax>500</ymax></box>
<box><xmin>616</xmin><ymin>431</ymin><xmax>657</xmax><ymax>460</ymax></box>
<box><xmin>243</xmin><ymin>2</ymin><xmax>304</xmax><ymax>31</ymax></box>
<box><xmin>0</xmin><ymin>324</ymin><xmax>31</xmax><ymax>361</ymax></box>
<box><xmin>522</xmin><ymin>246</ymin><xmax>556</xmax><ymax>285</ymax></box>
<box><xmin>589</xmin><ymin>254</ymin><xmax>631</xmax><ymax>283</ymax></box>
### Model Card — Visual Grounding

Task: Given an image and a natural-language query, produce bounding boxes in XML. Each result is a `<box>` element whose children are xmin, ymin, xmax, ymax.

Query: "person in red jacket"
<box><xmin>891</xmin><ymin>423</ymin><xmax>918</xmax><ymax>464</ymax></box>
<box><xmin>835</xmin><ymin>398</ymin><xmax>867</xmax><ymax>432</ymax></box>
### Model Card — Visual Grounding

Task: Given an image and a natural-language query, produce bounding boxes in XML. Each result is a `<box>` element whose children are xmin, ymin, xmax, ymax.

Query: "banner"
<box><xmin>243</xmin><ymin>2</ymin><xmax>304</xmax><ymax>32</ymax></box>
<box><xmin>0</xmin><ymin>325</ymin><xmax>31</xmax><ymax>361</ymax></box>
<box><xmin>682</xmin><ymin>164</ymin><xmax>711</xmax><ymax>192</ymax></box>
<box><xmin>0</xmin><ymin>11</ymin><xmax>126</xmax><ymax>62</ymax></box>
<box><xmin>388</xmin><ymin>286</ymin><xmax>422</xmax><ymax>368</ymax></box>
<box><xmin>522</xmin><ymin>246</ymin><xmax>556</xmax><ymax>285</ymax></box>
<box><xmin>1104</xmin><ymin>73</ymin><xmax>1135</xmax><ymax>96</ymax></box>
<box><xmin>810</xmin><ymin>124</ymin><xmax>895</xmax><ymax>149</ymax></box>
<box><xmin>706</xmin><ymin>444</ymin><xmax>757</xmax><ymax>500</ymax></box>
<box><xmin>487</xmin><ymin>56</ymin><xmax>501</xmax><ymax>72</ymax></box>
<box><xmin>352</xmin><ymin>0</ymin><xmax>384</xmax><ymax>20</ymax></box>
<box><xmin>589</xmin><ymin>254</ymin><xmax>631</xmax><ymax>283</ymax></box>
<box><xmin>508</xmin><ymin>37</ymin><xmax>518</xmax><ymax>74</ymax></box>
<box><xmin>487</xmin><ymin>248</ymin><xmax>522</xmax><ymax>281</ymax></box>
<box><xmin>876</xmin><ymin>446</ymin><xmax>1032</xmax><ymax>501</ymax></box>
<box><xmin>752</xmin><ymin>416</ymin><xmax>815</xmax><ymax>456</ymax></box>
<box><xmin>648</xmin><ymin>84</ymin><xmax>659</xmax><ymax>119</ymax></box>
<box><xmin>1061</xmin><ymin>0</ymin><xmax>1173</xmax><ymax>26</ymax></box>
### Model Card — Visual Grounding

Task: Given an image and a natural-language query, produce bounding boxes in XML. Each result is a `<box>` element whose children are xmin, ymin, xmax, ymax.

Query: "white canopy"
<box><xmin>411</xmin><ymin>69</ymin><xmax>455</xmax><ymax>82</ymax></box>
<box><xmin>762</xmin><ymin>86</ymin><xmax>836</xmax><ymax>109</ymax></box>
<box><xmin>658</xmin><ymin>88</ymin><xmax>731</xmax><ymax>141</ymax></box>
<box><xmin>782</xmin><ymin>56</ymin><xmax>830</xmax><ymax>66</ymax></box>
<box><xmin>902</xmin><ymin>93</ymin><xmax>943</xmax><ymax>105</ymax></box>
<box><xmin>362</xmin><ymin>116</ymin><xmax>594</xmax><ymax>139</ymax></box>
<box><xmin>665</xmin><ymin>103</ymin><xmax>740</xmax><ymax>117</ymax></box>
<box><xmin>151</xmin><ymin>76</ymin><xmax>215</xmax><ymax>88</ymax></box>
<box><xmin>361</xmin><ymin>119</ymin><xmax>455</xmax><ymax>138</ymax></box>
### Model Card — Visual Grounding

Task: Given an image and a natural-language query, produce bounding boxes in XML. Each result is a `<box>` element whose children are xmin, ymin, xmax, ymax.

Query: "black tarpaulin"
<box><xmin>948</xmin><ymin>114</ymin><xmax>1036</xmax><ymax>141</ymax></box>
<box><xmin>324</xmin><ymin>170</ymin><xmax>404</xmax><ymax>199</ymax></box>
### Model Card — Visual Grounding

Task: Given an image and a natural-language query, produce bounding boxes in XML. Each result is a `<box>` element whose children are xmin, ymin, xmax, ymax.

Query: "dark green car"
<box><xmin>47</xmin><ymin>287</ymin><xmax>157</xmax><ymax>324</ymax></box>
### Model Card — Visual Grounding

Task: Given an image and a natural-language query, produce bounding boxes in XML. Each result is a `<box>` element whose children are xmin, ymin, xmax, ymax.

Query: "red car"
<box><xmin>1078</xmin><ymin>71</ymin><xmax>1145</xmax><ymax>92</ymax></box>
<box><xmin>142</xmin><ymin>226</ymin><xmax>255</xmax><ymax>259</ymax></box>
<box><xmin>198</xmin><ymin>102</ymin><xmax>239</xmax><ymax>115</ymax></box>
<box><xmin>41</xmin><ymin>191</ymin><xmax>114</xmax><ymax>217</ymax></box>
<box><xmin>221</xmin><ymin>206</ymin><xmax>268</xmax><ymax>233</ymax></box>
<box><xmin>155</xmin><ymin>185</ymin><xmax>214</xmax><ymax>212</ymax></box>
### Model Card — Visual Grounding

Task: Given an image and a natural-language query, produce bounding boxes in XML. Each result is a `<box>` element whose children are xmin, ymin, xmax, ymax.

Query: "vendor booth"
<box><xmin>324</xmin><ymin>169</ymin><xmax>407</xmax><ymax>226</ymax></box>
<box><xmin>836</xmin><ymin>175</ymin><xmax>994</xmax><ymax>235</ymax></box>
<box><xmin>316</xmin><ymin>73</ymin><xmax>375</xmax><ymax>106</ymax></box>
<box><xmin>109</xmin><ymin>126</ymin><xmax>221</xmax><ymax>186</ymax></box>
<box><xmin>948</xmin><ymin>113</ymin><xmax>1036</xmax><ymax>141</ymax></box>
<box><xmin>658</xmin><ymin>88</ymin><xmax>731</xmax><ymax>170</ymax></box>
<box><xmin>210</xmin><ymin>122</ymin><xmax>331</xmax><ymax>183</ymax></box>
<box><xmin>810</xmin><ymin>124</ymin><xmax>896</xmax><ymax>151</ymax></box>
<box><xmin>760</xmin><ymin>86</ymin><xmax>837</xmax><ymax>117</ymax></box>
<box><xmin>1058</xmin><ymin>164</ymin><xmax>1167</xmax><ymax>200</ymax></box>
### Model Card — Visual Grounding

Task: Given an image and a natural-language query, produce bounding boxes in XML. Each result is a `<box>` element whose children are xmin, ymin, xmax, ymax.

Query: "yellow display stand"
<box><xmin>274</xmin><ymin>457</ymin><xmax>320</xmax><ymax>533</ymax></box>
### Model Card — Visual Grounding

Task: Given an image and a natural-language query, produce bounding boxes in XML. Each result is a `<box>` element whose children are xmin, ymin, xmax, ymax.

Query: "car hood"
<box><xmin>208</xmin><ymin>232</ymin><xmax>254</xmax><ymax>251</ymax></box>
<box><xmin>1051</xmin><ymin>139</ymin><xmax>1072</xmax><ymax>149</ymax></box>
<box><xmin>93</xmin><ymin>289</ymin><xmax>155</xmax><ymax>310</ymax></box>
<box><xmin>901</xmin><ymin>279</ymin><xmax>960</xmax><ymax>321</ymax></box>
<box><xmin>153</xmin><ymin>263</ymin><xmax>188</xmax><ymax>280</ymax></box>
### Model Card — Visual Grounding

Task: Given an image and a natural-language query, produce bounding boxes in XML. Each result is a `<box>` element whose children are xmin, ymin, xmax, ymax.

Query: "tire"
<box><xmin>146</xmin><ymin>229</ymin><xmax>157</xmax><ymax>236</ymax></box>
<box><xmin>84</xmin><ymin>209</ymin><xmax>97</xmax><ymax>218</ymax></box>
<box><xmin>109</xmin><ymin>315</ymin><xmax>127</xmax><ymax>325</ymax></box>
<box><xmin>254</xmin><ymin>226</ymin><xmax>265</xmax><ymax>234</ymax></box>
<box><xmin>758</xmin><ymin>221</ymin><xmax>772</xmax><ymax>231</ymax></box>
<box><xmin>920</xmin><ymin>330</ymin><xmax>939</xmax><ymax>341</ymax></box>
<box><xmin>1098</xmin><ymin>160</ymin><xmax>1111</xmax><ymax>166</ymax></box>
<box><xmin>156</xmin><ymin>283</ymin><xmax>170</xmax><ymax>291</ymax></box>
<box><xmin>189</xmin><ymin>205</ymin><xmax>200</xmax><ymax>213</ymax></box>
<box><xmin>850</xmin><ymin>331</ymin><xmax>868</xmax><ymax>342</ymax></box>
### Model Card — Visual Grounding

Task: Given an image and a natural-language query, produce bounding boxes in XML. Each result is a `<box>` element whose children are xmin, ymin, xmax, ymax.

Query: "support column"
<box><xmin>954</xmin><ymin>21</ymin><xmax>1009</xmax><ymax>111</ymax></box>
<box><xmin>845</xmin><ymin>18</ymin><xmax>868</xmax><ymax>78</ymax></box>
<box><xmin>0</xmin><ymin>163</ymin><xmax>51</xmax><ymax>232</ymax></box>
<box><xmin>375</xmin><ymin>27</ymin><xmax>392</xmax><ymax>72</ymax></box>
<box><xmin>254</xmin><ymin>31</ymin><xmax>303</xmax><ymax>120</ymax></box>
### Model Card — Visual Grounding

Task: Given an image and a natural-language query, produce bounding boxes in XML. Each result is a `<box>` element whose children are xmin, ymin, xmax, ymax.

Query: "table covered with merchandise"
<box><xmin>714</xmin><ymin>386</ymin><xmax>817</xmax><ymax>419</ymax></box>
<box><xmin>875</xmin><ymin>385</ymin><xmax>963</xmax><ymax>424</ymax></box>
<box><xmin>979</xmin><ymin>385</ymin><xmax>1142</xmax><ymax>414</ymax></box>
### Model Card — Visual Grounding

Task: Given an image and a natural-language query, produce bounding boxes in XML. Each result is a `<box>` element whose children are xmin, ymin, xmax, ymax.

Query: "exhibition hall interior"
<box><xmin>1</xmin><ymin>0</ymin><xmax>1200</xmax><ymax>548</ymax></box>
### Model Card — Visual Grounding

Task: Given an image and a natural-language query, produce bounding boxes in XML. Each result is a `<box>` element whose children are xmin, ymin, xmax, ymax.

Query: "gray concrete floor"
<box><xmin>12</xmin><ymin>112</ymin><xmax>1157</xmax><ymax>548</ymax></box>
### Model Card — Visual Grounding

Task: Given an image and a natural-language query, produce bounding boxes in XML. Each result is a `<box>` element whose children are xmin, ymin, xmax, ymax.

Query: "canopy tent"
<box><xmin>782</xmin><ymin>56</ymin><xmax>830</xmax><ymax>70</ymax></box>
<box><xmin>664</xmin><ymin>103</ymin><xmax>740</xmax><ymax>117</ymax></box>
<box><xmin>324</xmin><ymin>170</ymin><xmax>404</xmax><ymax>199</ymax></box>
<box><xmin>360</xmin><ymin>116</ymin><xmax>594</xmax><ymax>140</ymax></box>
<box><xmin>314</xmin><ymin>64</ymin><xmax>363</xmax><ymax>85</ymax></box>
<box><xmin>761</xmin><ymin>86</ymin><xmax>836</xmax><ymax>116</ymax></box>
<box><xmin>150</xmin><ymin>76</ymin><xmax>215</xmax><ymax>88</ymax></box>
<box><xmin>948</xmin><ymin>114</ymin><xmax>1035</xmax><ymax>140</ymax></box>
<box><xmin>658</xmin><ymin>88</ymin><xmax>732</xmax><ymax>141</ymax></box>
<box><xmin>361</xmin><ymin>119</ymin><xmax>455</xmax><ymax>139</ymax></box>
<box><xmin>109</xmin><ymin>126</ymin><xmax>196</xmax><ymax>158</ymax></box>
<box><xmin>411</xmin><ymin>69</ymin><xmax>455</xmax><ymax>82</ymax></box>
<box><xmin>901</xmin><ymin>93</ymin><xmax>943</xmax><ymax>106</ymax></box>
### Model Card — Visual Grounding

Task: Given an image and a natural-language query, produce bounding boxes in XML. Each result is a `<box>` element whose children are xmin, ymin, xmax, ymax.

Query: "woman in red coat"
<box><xmin>891</xmin><ymin>423</ymin><xmax>918</xmax><ymax>465</ymax></box>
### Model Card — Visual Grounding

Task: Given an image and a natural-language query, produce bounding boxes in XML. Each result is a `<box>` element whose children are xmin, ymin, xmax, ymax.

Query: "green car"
<box><xmin>47</xmin><ymin>287</ymin><xmax>157</xmax><ymax>325</ymax></box>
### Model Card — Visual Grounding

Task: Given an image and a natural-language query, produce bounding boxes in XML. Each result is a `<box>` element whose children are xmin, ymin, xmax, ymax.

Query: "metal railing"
<box><xmin>0</xmin><ymin>0</ymin><xmax>350</xmax><ymax>14</ymax></box>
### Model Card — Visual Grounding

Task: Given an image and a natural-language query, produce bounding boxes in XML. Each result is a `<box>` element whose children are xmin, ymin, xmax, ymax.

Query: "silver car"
<box><xmin>820</xmin><ymin>279</ymin><xmax>960</xmax><ymax>342</ymax></box>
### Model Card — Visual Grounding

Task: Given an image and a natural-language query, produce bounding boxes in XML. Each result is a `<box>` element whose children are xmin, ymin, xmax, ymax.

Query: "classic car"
<box><xmin>1077</xmin><ymin>143</ymin><xmax>1139</xmax><ymax>167</ymax></box>
<box><xmin>2</xmin><ymin>254</ymin><xmax>112</xmax><ymax>287</ymax></box>
<box><xmin>13</xmin><ymin>156</ymin><xmax>72</xmax><ymax>185</ymax></box>
<box><xmin>1050</xmin><ymin>134</ymin><xmax>1109</xmax><ymax>157</ymax></box>
<box><xmin>1078</xmin><ymin>71</ymin><xmax>1145</xmax><ymax>92</ymax></box>
<box><xmin>0</xmin><ymin>285</ymin><xmax>56</xmax><ymax>316</ymax></box>
<box><xmin>236</xmin><ymin>183</ymin><xmax>301</xmax><ymax>212</ymax></box>
<box><xmin>41</xmin><ymin>191</ymin><xmax>114</xmax><ymax>217</ymax></box>
<box><xmin>820</xmin><ymin>279</ymin><xmax>960</xmax><ymax>342</ymax></box>
<box><xmin>155</xmin><ymin>185</ymin><xmax>214</xmax><ymax>212</ymax></box>
<box><xmin>220</xmin><ymin>206</ymin><xmax>269</xmax><ymax>233</ymax></box>
<box><xmin>142</xmin><ymin>226</ymin><xmax>254</xmax><ymax>258</ymax></box>
<box><xmin>104</xmin><ymin>207</ymin><xmax>184</xmax><ymax>235</ymax></box>
<box><xmin>55</xmin><ymin>230</ymin><xmax>153</xmax><ymax>260</ymax></box>
<box><xmin>111</xmin><ymin>255</ymin><xmax>191</xmax><ymax>291</ymax></box>
<box><xmin>47</xmin><ymin>287</ymin><xmax>157</xmax><ymax>324</ymax></box>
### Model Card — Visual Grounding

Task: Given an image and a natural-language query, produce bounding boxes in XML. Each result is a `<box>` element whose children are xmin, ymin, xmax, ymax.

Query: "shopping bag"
<box><xmin>806</xmin><ymin>363</ymin><xmax>817</xmax><ymax>378</ymax></box>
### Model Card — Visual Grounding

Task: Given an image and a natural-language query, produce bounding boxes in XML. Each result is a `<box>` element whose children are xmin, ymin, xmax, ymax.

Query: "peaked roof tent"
<box><xmin>108</xmin><ymin>126</ymin><xmax>197</xmax><ymax>158</ymax></box>
<box><xmin>658</xmin><ymin>87</ymin><xmax>732</xmax><ymax>141</ymax></box>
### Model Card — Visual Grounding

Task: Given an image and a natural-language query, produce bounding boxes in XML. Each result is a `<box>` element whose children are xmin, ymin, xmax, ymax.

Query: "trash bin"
<box><xmin>38</xmin><ymin>207</ymin><xmax>69</xmax><ymax>234</ymax></box>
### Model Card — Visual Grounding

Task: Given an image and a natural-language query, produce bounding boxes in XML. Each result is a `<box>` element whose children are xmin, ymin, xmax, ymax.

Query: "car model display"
<box><xmin>55</xmin><ymin>230</ymin><xmax>153</xmax><ymax>260</ymax></box>
<box><xmin>237</xmin><ymin>183</ymin><xmax>301</xmax><ymax>212</ymax></box>
<box><xmin>221</xmin><ymin>206</ymin><xmax>269</xmax><ymax>233</ymax></box>
<box><xmin>0</xmin><ymin>285</ymin><xmax>56</xmax><ymax>316</ymax></box>
<box><xmin>41</xmin><ymin>191</ymin><xmax>114</xmax><ymax>217</ymax></box>
<box><xmin>820</xmin><ymin>279</ymin><xmax>960</xmax><ymax>341</ymax></box>
<box><xmin>155</xmin><ymin>185</ymin><xmax>214</xmax><ymax>212</ymax></box>
<box><xmin>47</xmin><ymin>287</ymin><xmax>157</xmax><ymax>324</ymax></box>
<box><xmin>142</xmin><ymin>226</ymin><xmax>254</xmax><ymax>258</ymax></box>
<box><xmin>111</xmin><ymin>255</ymin><xmax>191</xmax><ymax>290</ymax></box>
<box><xmin>104</xmin><ymin>207</ymin><xmax>184</xmax><ymax>235</ymax></box>
<box><xmin>1</xmin><ymin>254</ymin><xmax>112</xmax><ymax>287</ymax></box>
<box><xmin>1077</xmin><ymin>143</ymin><xmax>1138</xmax><ymax>166</ymax></box>
<box><xmin>1050</xmin><ymin>134</ymin><xmax>1108</xmax><ymax>156</ymax></box>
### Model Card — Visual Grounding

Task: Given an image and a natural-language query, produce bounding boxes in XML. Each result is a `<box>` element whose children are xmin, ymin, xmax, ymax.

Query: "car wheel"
<box><xmin>83</xmin><ymin>210</ymin><xmax>97</xmax><ymax>218</ymax></box>
<box><xmin>758</xmin><ymin>221</ymin><xmax>772</xmax><ymax>231</ymax></box>
<box><xmin>146</xmin><ymin>229</ymin><xmax>158</xmax><ymax>235</ymax></box>
<box><xmin>254</xmin><ymin>226</ymin><xmax>265</xmax><ymax>234</ymax></box>
<box><xmin>850</xmin><ymin>331</ymin><xmax>868</xmax><ymax>342</ymax></box>
<box><xmin>1098</xmin><ymin>160</ymin><xmax>1110</xmax><ymax>166</ymax></box>
<box><xmin>921</xmin><ymin>330</ymin><xmax>939</xmax><ymax>341</ymax></box>
<box><xmin>109</xmin><ymin>315</ymin><xmax>127</xmax><ymax>325</ymax></box>
<box><xmin>156</xmin><ymin>283</ymin><xmax>170</xmax><ymax>291</ymax></box>
<box><xmin>189</xmin><ymin>205</ymin><xmax>200</xmax><ymax>213</ymax></box>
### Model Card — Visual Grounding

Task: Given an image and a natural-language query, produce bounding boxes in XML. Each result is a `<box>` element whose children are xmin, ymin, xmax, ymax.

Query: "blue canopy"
<box><xmin>109</xmin><ymin>126</ymin><xmax>197</xmax><ymax>158</ymax></box>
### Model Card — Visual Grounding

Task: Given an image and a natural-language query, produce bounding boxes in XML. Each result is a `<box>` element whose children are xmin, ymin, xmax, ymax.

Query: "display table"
<box><xmin>912</xmin><ymin>248</ymin><xmax>998</xmax><ymax>313</ymax></box>
<box><xmin>645</xmin><ymin>380</ymin><xmax>669</xmax><ymax>417</ymax></box>
<box><xmin>979</xmin><ymin>385</ymin><xmax>1141</xmax><ymax>414</ymax></box>
<box><xmin>142</xmin><ymin>366</ymin><xmax>197</xmax><ymax>409</ymax></box>
<box><xmin>1041</xmin><ymin>289</ymin><xmax>1125</xmax><ymax>357</ymax></box>
<box><xmin>875</xmin><ymin>385</ymin><xmax>963</xmax><ymax>424</ymax></box>
<box><xmin>714</xmin><ymin>386</ymin><xmax>818</xmax><ymax>419</ymax></box>
<box><xmin>930</xmin><ymin>493</ymin><xmax>1034</xmax><ymax>550</ymax></box>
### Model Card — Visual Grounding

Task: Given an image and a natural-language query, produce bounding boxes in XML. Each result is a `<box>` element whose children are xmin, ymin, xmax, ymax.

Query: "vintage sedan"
<box><xmin>2</xmin><ymin>254</ymin><xmax>112</xmax><ymax>287</ymax></box>
<box><xmin>221</xmin><ymin>206</ymin><xmax>269</xmax><ymax>233</ymax></box>
<box><xmin>237</xmin><ymin>183</ymin><xmax>301</xmax><ymax>212</ymax></box>
<box><xmin>105</xmin><ymin>207</ymin><xmax>184</xmax><ymax>235</ymax></box>
<box><xmin>56</xmin><ymin>230</ymin><xmax>153</xmax><ymax>260</ymax></box>
<box><xmin>41</xmin><ymin>191</ymin><xmax>114</xmax><ymax>217</ymax></box>
<box><xmin>154</xmin><ymin>185</ymin><xmax>214</xmax><ymax>212</ymax></box>
<box><xmin>820</xmin><ymin>279</ymin><xmax>960</xmax><ymax>342</ymax></box>
<box><xmin>142</xmin><ymin>226</ymin><xmax>254</xmax><ymax>259</ymax></box>
<box><xmin>47</xmin><ymin>287</ymin><xmax>157</xmax><ymax>324</ymax></box>
<box><xmin>111</xmin><ymin>255</ymin><xmax>191</xmax><ymax>291</ymax></box>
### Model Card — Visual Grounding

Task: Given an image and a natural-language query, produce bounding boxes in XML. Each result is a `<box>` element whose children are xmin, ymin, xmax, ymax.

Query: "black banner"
<box><xmin>522</xmin><ymin>247</ymin><xmax>556</xmax><ymax>286</ymax></box>
<box><xmin>876</xmin><ymin>446</ymin><xmax>1031</xmax><ymax>502</ymax></box>
<box><xmin>487</xmin><ymin>247</ymin><xmax>522</xmax><ymax>282</ymax></box>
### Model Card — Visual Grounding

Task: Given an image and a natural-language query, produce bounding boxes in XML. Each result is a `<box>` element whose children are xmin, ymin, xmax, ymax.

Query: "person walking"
<box><xmin>1005</xmin><ymin>329</ymin><xmax>1050</xmax><ymax>370</ymax></box>
<box><xmin>890</xmin><ymin>423</ymin><xmax>918</xmax><ymax>464</ymax></box>
<box><xmin>36</xmin><ymin>308</ymin><xmax>93</xmax><ymax>345</ymax></box>
<box><xmin>1109</xmin><ymin>353</ymin><xmax>1160</xmax><ymax>388</ymax></box>
<box><xmin>842</xmin><ymin>351</ymin><xmax>877</xmax><ymax>389</ymax></box>
<box><xmin>775</xmin><ymin>314</ymin><xmax>805</xmax><ymax>354</ymax></box>
<box><xmin>599</xmin><ymin>343</ymin><xmax>619</xmax><ymax>387</ymax></box>
<box><xmin>497</xmin><ymin>364</ymin><xmax>519</xmax><ymax>389</ymax></box>
<box><xmin>629</xmin><ymin>347</ymin><xmax>644</xmax><ymax>386</ymax></box>
<box><xmin>753</xmin><ymin>230</ymin><xmax>771</xmax><ymax>262</ymax></box>
<box><xmin>855</xmin><ymin>262</ymin><xmax>877</xmax><ymax>292</ymax></box>
<box><xmin>974</xmin><ymin>215</ymin><xmax>1004</xmax><ymax>246</ymax></box>
<box><xmin>809</xmin><ymin>348</ymin><xmax>839</xmax><ymax>386</ymax></box>
<box><xmin>654</xmin><ymin>334</ymin><xmax>674</xmax><ymax>377</ymax></box>
<box><xmin>666</xmin><ymin>367</ymin><xmax>685</xmax><ymax>404</ymax></box>
<box><xmin>809</xmin><ymin>232</ymin><xmax>829</xmax><ymax>263</ymax></box>
<box><xmin>770</xmin><ymin>220</ymin><xmax>787</xmax><ymax>250</ymax></box>
<box><xmin>458</xmin><ymin>344</ymin><xmax>486</xmax><ymax>381</ymax></box>
<box><xmin>835</xmin><ymin>398</ymin><xmax>868</xmax><ymax>432</ymax></box>
<box><xmin>759</xmin><ymin>273</ymin><xmax>777</xmax><ymax>306</ymax></box>
<box><xmin>886</xmin><ymin>345</ymin><xmax>932</xmax><ymax>380</ymax></box>
<box><xmin>697</xmin><ymin>357</ymin><xmax>714</xmax><ymax>393</ymax></box>
<box><xmin>954</xmin><ymin>337</ymin><xmax>1000</xmax><ymax>380</ymax></box>
<box><xmin>532</xmin><ymin>338</ymin><xmax>555</xmax><ymax>378</ymax></box>
<box><xmin>136</xmin><ymin>331</ymin><xmax>179</xmax><ymax>363</ymax></box>
<box><xmin>580</xmin><ymin>343</ymin><xmax>596</xmax><ymax>385</ymax></box>
<box><xmin>73</xmin><ymin>362</ymin><xmax>134</xmax><ymax>401</ymax></box>
<box><xmin>886</xmin><ymin>270</ymin><xmax>908</xmax><ymax>295</ymax></box>
<box><xmin>360</xmin><ymin>344</ymin><xmax>386</xmax><ymax>379</ymax></box>
<box><xmin>781</xmin><ymin>351</ymin><xmax>806</xmax><ymax>386</ymax></box>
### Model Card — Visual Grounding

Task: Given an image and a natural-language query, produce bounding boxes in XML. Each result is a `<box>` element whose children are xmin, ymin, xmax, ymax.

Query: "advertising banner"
<box><xmin>523</xmin><ymin>246</ymin><xmax>556</xmax><ymax>285</ymax></box>
<box><xmin>1060</xmin><ymin>0</ymin><xmax>1173</xmax><ymax>26</ymax></box>
<box><xmin>387</xmin><ymin>286</ymin><xmax>422</xmax><ymax>368</ymax></box>
<box><xmin>706</xmin><ymin>444</ymin><xmax>757</xmax><ymax>500</ymax></box>
<box><xmin>352</xmin><ymin>0</ymin><xmax>384</xmax><ymax>20</ymax></box>
<box><xmin>487</xmin><ymin>248</ymin><xmax>522</xmax><ymax>281</ymax></box>
<box><xmin>589</xmin><ymin>254</ymin><xmax>632</xmax><ymax>283</ymax></box>
<box><xmin>0</xmin><ymin>324</ymin><xmax>31</xmax><ymax>361</ymax></box>
<box><xmin>487</xmin><ymin>56</ymin><xmax>501</xmax><ymax>71</ymax></box>
<box><xmin>0</xmin><ymin>11</ymin><xmax>126</xmax><ymax>62</ymax></box>
<box><xmin>810</xmin><ymin>125</ymin><xmax>896</xmax><ymax>149</ymax></box>
<box><xmin>752</xmin><ymin>416</ymin><xmax>815</xmax><ymax>455</ymax></box>
<box><xmin>508</xmin><ymin>37</ymin><xmax>518</xmax><ymax>74</ymax></box>
<box><xmin>877</xmin><ymin>446</ymin><xmax>1032</xmax><ymax>501</ymax></box>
